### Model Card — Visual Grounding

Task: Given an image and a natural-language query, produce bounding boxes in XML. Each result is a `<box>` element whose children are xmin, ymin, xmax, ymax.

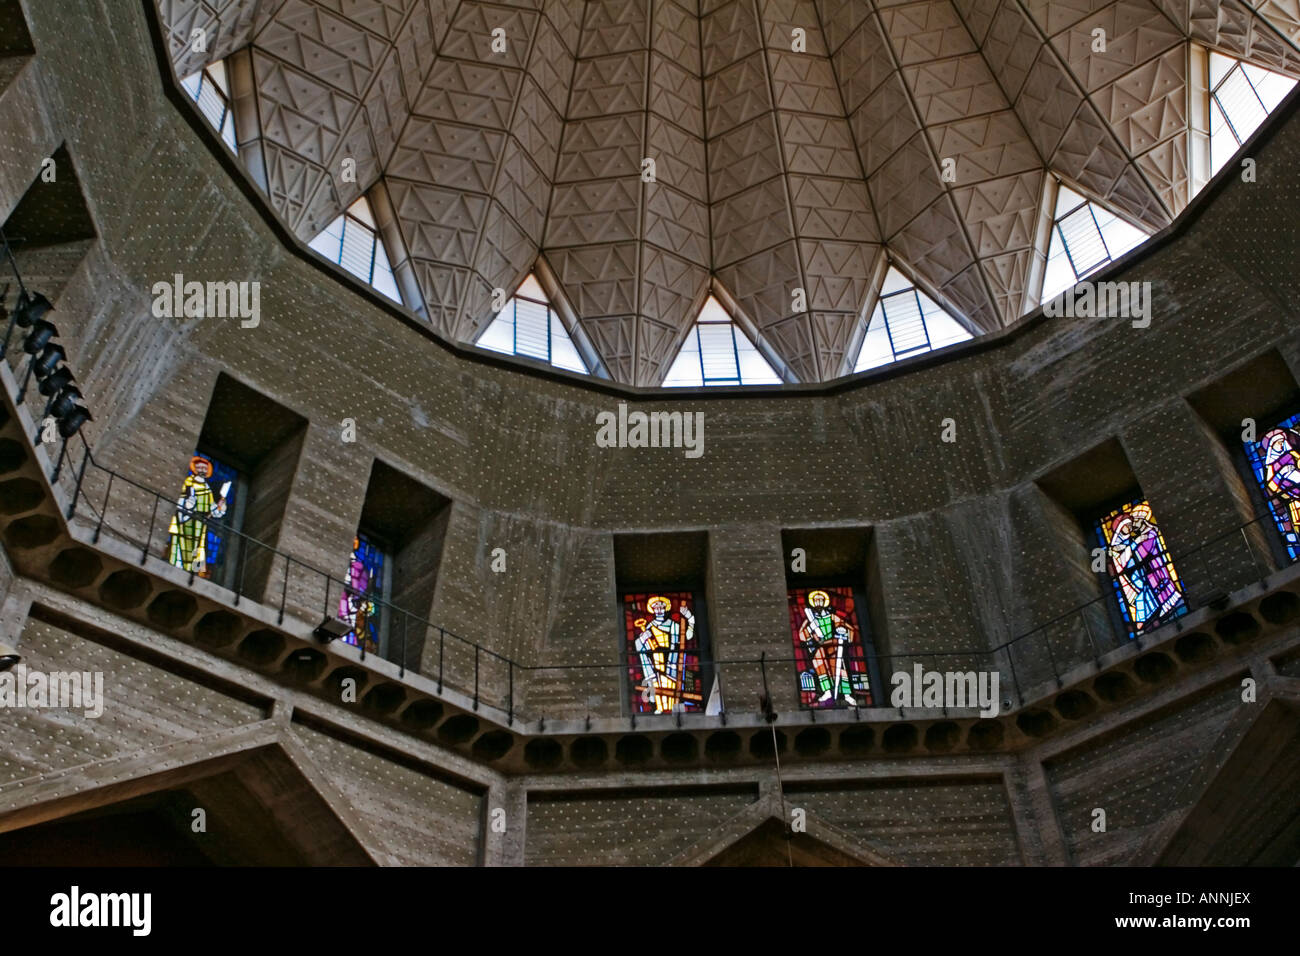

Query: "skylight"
<box><xmin>853</xmin><ymin>267</ymin><xmax>973</xmax><ymax>372</ymax></box>
<box><xmin>181</xmin><ymin>60</ymin><xmax>237</xmax><ymax>152</ymax></box>
<box><xmin>1208</xmin><ymin>51</ymin><xmax>1296</xmax><ymax>176</ymax></box>
<box><xmin>476</xmin><ymin>274</ymin><xmax>587</xmax><ymax>373</ymax></box>
<box><xmin>661</xmin><ymin>297</ymin><xmax>782</xmax><ymax>387</ymax></box>
<box><xmin>1040</xmin><ymin>183</ymin><xmax>1148</xmax><ymax>303</ymax></box>
<box><xmin>308</xmin><ymin>196</ymin><xmax>402</xmax><ymax>303</ymax></box>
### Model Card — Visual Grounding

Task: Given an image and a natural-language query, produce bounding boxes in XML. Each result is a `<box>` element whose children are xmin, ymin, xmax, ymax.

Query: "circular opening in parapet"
<box><xmin>0</xmin><ymin>438</ymin><xmax>27</xmax><ymax>474</ymax></box>
<box><xmin>967</xmin><ymin>720</ymin><xmax>1004</xmax><ymax>751</ymax></box>
<box><xmin>323</xmin><ymin>665</ymin><xmax>368</xmax><ymax>700</ymax></box>
<box><xmin>437</xmin><ymin>714</ymin><xmax>479</xmax><ymax>745</ymax></box>
<box><xmin>236</xmin><ymin>628</ymin><xmax>284</xmax><ymax>665</ymax></box>
<box><xmin>924</xmin><ymin>721</ymin><xmax>960</xmax><ymax>752</ymax></box>
<box><xmin>99</xmin><ymin>568</ymin><xmax>152</xmax><ymax>610</ymax></box>
<box><xmin>524</xmin><ymin>738</ymin><xmax>563</xmax><ymax>769</ymax></box>
<box><xmin>794</xmin><ymin>726</ymin><xmax>832</xmax><ymax>757</ymax></box>
<box><xmin>399</xmin><ymin>698</ymin><xmax>443</xmax><ymax>730</ymax></box>
<box><xmin>616</xmin><ymin>735</ymin><xmax>653</xmax><ymax>765</ymax></box>
<box><xmin>146</xmin><ymin>589</ymin><xmax>198</xmax><ymax>629</ymax></box>
<box><xmin>1054</xmin><ymin>689</ymin><xmax>1097</xmax><ymax>720</ymax></box>
<box><xmin>570</xmin><ymin>736</ymin><xmax>608</xmax><ymax>767</ymax></box>
<box><xmin>193</xmin><ymin>610</ymin><xmax>242</xmax><ymax>648</ymax></box>
<box><xmin>1093</xmin><ymin>670</ymin><xmax>1135</xmax><ymax>702</ymax></box>
<box><xmin>3</xmin><ymin>514</ymin><xmax>58</xmax><ymax>549</ymax></box>
<box><xmin>1259</xmin><ymin>591</ymin><xmax>1300</xmax><ymax>626</ymax></box>
<box><xmin>661</xmin><ymin>732</ymin><xmax>698</xmax><ymax>763</ymax></box>
<box><xmin>361</xmin><ymin>682</ymin><xmax>405</xmax><ymax>714</ymax></box>
<box><xmin>0</xmin><ymin>477</ymin><xmax>44</xmax><ymax>515</ymax></box>
<box><xmin>882</xmin><ymin>723</ymin><xmax>918</xmax><ymax>753</ymax></box>
<box><xmin>1174</xmin><ymin>631</ymin><xmax>1216</xmax><ymax>664</ymax></box>
<box><xmin>749</xmin><ymin>729</ymin><xmax>787</xmax><ymax>758</ymax></box>
<box><xmin>1015</xmin><ymin>709</ymin><xmax>1057</xmax><ymax>738</ymax></box>
<box><xmin>704</xmin><ymin>730</ymin><xmax>741</xmax><ymax>761</ymax></box>
<box><xmin>472</xmin><ymin>731</ymin><xmax>514</xmax><ymax>761</ymax></box>
<box><xmin>839</xmin><ymin>725</ymin><xmax>874</xmax><ymax>755</ymax></box>
<box><xmin>48</xmin><ymin>547</ymin><xmax>102</xmax><ymax>588</ymax></box>
<box><xmin>1215</xmin><ymin>611</ymin><xmax>1260</xmax><ymax>644</ymax></box>
<box><xmin>1134</xmin><ymin>651</ymin><xmax>1175</xmax><ymax>684</ymax></box>
<box><xmin>283</xmin><ymin>648</ymin><xmax>327</xmax><ymax>683</ymax></box>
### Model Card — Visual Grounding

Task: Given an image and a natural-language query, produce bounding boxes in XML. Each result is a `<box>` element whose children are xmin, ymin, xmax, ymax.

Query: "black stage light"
<box><xmin>47</xmin><ymin>384</ymin><xmax>84</xmax><ymax>420</ymax></box>
<box><xmin>57</xmin><ymin>404</ymin><xmax>92</xmax><ymax>438</ymax></box>
<box><xmin>23</xmin><ymin>318</ymin><xmax>58</xmax><ymax>354</ymax></box>
<box><xmin>38</xmin><ymin>366</ymin><xmax>74</xmax><ymax>397</ymax></box>
<box><xmin>13</xmin><ymin>290</ymin><xmax>51</xmax><ymax>328</ymax></box>
<box><xmin>32</xmin><ymin>342</ymin><xmax>66</xmax><ymax>379</ymax></box>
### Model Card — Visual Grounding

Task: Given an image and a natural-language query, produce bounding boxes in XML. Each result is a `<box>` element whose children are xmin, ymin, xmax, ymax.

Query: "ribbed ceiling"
<box><xmin>154</xmin><ymin>0</ymin><xmax>1300</xmax><ymax>384</ymax></box>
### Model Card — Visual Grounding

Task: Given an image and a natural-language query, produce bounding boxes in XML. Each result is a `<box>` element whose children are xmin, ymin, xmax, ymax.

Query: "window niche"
<box><xmin>1187</xmin><ymin>349</ymin><xmax>1300</xmax><ymax>571</ymax></box>
<box><xmin>1036</xmin><ymin>439</ymin><xmax>1188</xmax><ymax>645</ymax></box>
<box><xmin>781</xmin><ymin>527</ymin><xmax>885</xmax><ymax>710</ymax></box>
<box><xmin>166</xmin><ymin>374</ymin><xmax>307</xmax><ymax>595</ymax></box>
<box><xmin>613</xmin><ymin>530</ymin><xmax>716</xmax><ymax>716</ymax></box>
<box><xmin>345</xmin><ymin>460</ymin><xmax>452</xmax><ymax>667</ymax></box>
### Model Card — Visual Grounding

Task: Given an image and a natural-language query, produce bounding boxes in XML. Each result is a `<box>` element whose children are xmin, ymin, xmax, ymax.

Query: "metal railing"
<box><xmin>0</xmin><ymin>286</ymin><xmax>1289</xmax><ymax>728</ymax></box>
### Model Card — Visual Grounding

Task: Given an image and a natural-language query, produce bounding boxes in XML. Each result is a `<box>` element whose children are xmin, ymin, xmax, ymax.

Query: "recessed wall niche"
<box><xmin>780</xmin><ymin>527</ymin><xmax>886</xmax><ymax>709</ymax></box>
<box><xmin>613</xmin><ymin>530</ymin><xmax>715</xmax><ymax>717</ymax></box>
<box><xmin>355</xmin><ymin>459</ymin><xmax>452</xmax><ymax>669</ymax></box>
<box><xmin>1187</xmin><ymin>349</ymin><xmax>1300</xmax><ymax>572</ymax></box>
<box><xmin>1035</xmin><ymin>439</ymin><xmax>1188</xmax><ymax>649</ymax></box>
<box><xmin>182</xmin><ymin>373</ymin><xmax>308</xmax><ymax>597</ymax></box>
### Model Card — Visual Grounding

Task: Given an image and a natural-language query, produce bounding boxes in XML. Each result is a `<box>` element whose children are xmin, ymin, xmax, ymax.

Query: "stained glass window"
<box><xmin>788</xmin><ymin>587</ymin><xmax>873</xmax><ymax>708</ymax></box>
<box><xmin>167</xmin><ymin>452</ymin><xmax>237</xmax><ymax>579</ymax></box>
<box><xmin>623</xmin><ymin>592</ymin><xmax>703</xmax><ymax>714</ymax></box>
<box><xmin>337</xmin><ymin>534</ymin><xmax>385</xmax><ymax>653</ymax></box>
<box><xmin>181</xmin><ymin>60</ymin><xmax>238</xmax><ymax>152</ymax></box>
<box><xmin>476</xmin><ymin>274</ymin><xmax>588</xmax><ymax>373</ymax></box>
<box><xmin>1095</xmin><ymin>500</ymin><xmax>1187</xmax><ymax>638</ymax></box>
<box><xmin>1244</xmin><ymin>413</ymin><xmax>1300</xmax><ymax>562</ymax></box>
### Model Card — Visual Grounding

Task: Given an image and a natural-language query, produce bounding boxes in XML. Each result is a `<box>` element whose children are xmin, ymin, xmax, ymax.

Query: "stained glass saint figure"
<box><xmin>167</xmin><ymin>454</ymin><xmax>232</xmax><ymax>577</ymax></box>
<box><xmin>1097</xmin><ymin>500</ymin><xmax>1186</xmax><ymax>637</ymax></box>
<box><xmin>1245</xmin><ymin>416</ymin><xmax>1300</xmax><ymax>561</ymax></box>
<box><xmin>788</xmin><ymin>587</ymin><xmax>872</xmax><ymax>708</ymax></box>
<box><xmin>338</xmin><ymin>535</ymin><xmax>383</xmax><ymax>652</ymax></box>
<box><xmin>624</xmin><ymin>593</ymin><xmax>702</xmax><ymax>714</ymax></box>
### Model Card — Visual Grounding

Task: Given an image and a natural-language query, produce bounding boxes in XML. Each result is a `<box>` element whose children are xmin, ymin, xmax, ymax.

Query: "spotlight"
<box><xmin>38</xmin><ymin>366</ymin><xmax>74</xmax><ymax>397</ymax></box>
<box><xmin>32</xmin><ymin>342</ymin><xmax>66</xmax><ymax>379</ymax></box>
<box><xmin>13</xmin><ymin>290</ymin><xmax>52</xmax><ymax>328</ymax></box>
<box><xmin>47</xmin><ymin>384</ymin><xmax>84</xmax><ymax>419</ymax></box>
<box><xmin>0</xmin><ymin>640</ymin><xmax>18</xmax><ymax>671</ymax></box>
<box><xmin>57</xmin><ymin>404</ymin><xmax>92</xmax><ymax>438</ymax></box>
<box><xmin>313</xmin><ymin>618</ymin><xmax>351</xmax><ymax>643</ymax></box>
<box><xmin>23</xmin><ymin>319</ymin><xmax>58</xmax><ymax>355</ymax></box>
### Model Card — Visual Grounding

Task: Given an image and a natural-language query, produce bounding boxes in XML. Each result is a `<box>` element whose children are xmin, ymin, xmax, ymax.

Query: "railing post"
<box><xmin>1004</xmin><ymin>643</ymin><xmax>1023</xmax><ymax>707</ymax></box>
<box><xmin>278</xmin><ymin>555</ymin><xmax>288</xmax><ymax>625</ymax></box>
<box><xmin>473</xmin><ymin>645</ymin><xmax>480</xmax><ymax>711</ymax></box>
<box><xmin>438</xmin><ymin>628</ymin><xmax>445</xmax><ymax>693</ymax></box>
<box><xmin>142</xmin><ymin>494</ymin><xmax>160</xmax><ymax>565</ymax></box>
<box><xmin>399</xmin><ymin>613</ymin><xmax>407</xmax><ymax>680</ymax></box>
<box><xmin>508</xmin><ymin>660</ymin><xmax>514</xmax><ymax>726</ymax></box>
<box><xmin>94</xmin><ymin>472</ymin><xmax>113</xmax><ymax>543</ymax></box>
<box><xmin>234</xmin><ymin>534</ymin><xmax>249</xmax><ymax>605</ymax></box>
<box><xmin>67</xmin><ymin>439</ymin><xmax>89</xmax><ymax>519</ymax></box>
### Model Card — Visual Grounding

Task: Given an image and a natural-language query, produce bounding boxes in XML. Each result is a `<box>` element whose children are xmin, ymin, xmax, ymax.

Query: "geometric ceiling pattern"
<box><xmin>153</xmin><ymin>0</ymin><xmax>1300</xmax><ymax>385</ymax></box>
